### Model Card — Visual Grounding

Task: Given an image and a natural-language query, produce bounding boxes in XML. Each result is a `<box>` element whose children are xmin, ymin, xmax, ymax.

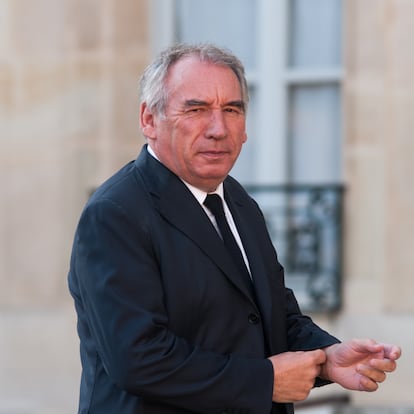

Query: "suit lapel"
<box><xmin>134</xmin><ymin>147</ymin><xmax>257</xmax><ymax>304</ymax></box>
<box><xmin>224</xmin><ymin>182</ymin><xmax>274</xmax><ymax>342</ymax></box>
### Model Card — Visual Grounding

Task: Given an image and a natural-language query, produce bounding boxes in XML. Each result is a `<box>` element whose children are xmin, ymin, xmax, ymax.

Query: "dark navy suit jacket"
<box><xmin>68</xmin><ymin>146</ymin><xmax>339</xmax><ymax>414</ymax></box>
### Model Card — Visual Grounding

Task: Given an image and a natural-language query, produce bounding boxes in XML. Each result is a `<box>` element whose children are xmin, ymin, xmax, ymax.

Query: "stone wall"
<box><xmin>0</xmin><ymin>1</ymin><xmax>149</xmax><ymax>412</ymax></box>
<box><xmin>339</xmin><ymin>0</ymin><xmax>414</xmax><ymax>406</ymax></box>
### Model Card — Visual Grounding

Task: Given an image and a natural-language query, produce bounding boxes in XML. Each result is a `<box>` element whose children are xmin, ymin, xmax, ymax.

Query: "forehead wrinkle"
<box><xmin>164</xmin><ymin>58</ymin><xmax>245</xmax><ymax>112</ymax></box>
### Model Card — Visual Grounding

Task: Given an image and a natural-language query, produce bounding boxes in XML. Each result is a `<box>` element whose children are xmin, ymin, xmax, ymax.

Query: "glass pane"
<box><xmin>288</xmin><ymin>84</ymin><xmax>342</xmax><ymax>183</ymax></box>
<box><xmin>230</xmin><ymin>86</ymin><xmax>257</xmax><ymax>184</ymax></box>
<box><xmin>289</xmin><ymin>0</ymin><xmax>342</xmax><ymax>67</ymax></box>
<box><xmin>175</xmin><ymin>0</ymin><xmax>257</xmax><ymax>70</ymax></box>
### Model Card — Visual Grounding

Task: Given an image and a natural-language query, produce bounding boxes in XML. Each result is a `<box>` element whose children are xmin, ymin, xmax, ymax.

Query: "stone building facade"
<box><xmin>0</xmin><ymin>1</ymin><xmax>149</xmax><ymax>412</ymax></box>
<box><xmin>0</xmin><ymin>0</ymin><xmax>413</xmax><ymax>412</ymax></box>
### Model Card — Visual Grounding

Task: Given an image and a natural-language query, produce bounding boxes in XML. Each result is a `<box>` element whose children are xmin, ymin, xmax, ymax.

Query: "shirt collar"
<box><xmin>183</xmin><ymin>181</ymin><xmax>224</xmax><ymax>206</ymax></box>
<box><xmin>147</xmin><ymin>144</ymin><xmax>159</xmax><ymax>160</ymax></box>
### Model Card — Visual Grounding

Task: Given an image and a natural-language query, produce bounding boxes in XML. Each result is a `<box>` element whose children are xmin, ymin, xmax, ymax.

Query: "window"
<box><xmin>151</xmin><ymin>0</ymin><xmax>343</xmax><ymax>311</ymax></box>
<box><xmin>287</xmin><ymin>0</ymin><xmax>343</xmax><ymax>184</ymax></box>
<box><xmin>151</xmin><ymin>0</ymin><xmax>342</xmax><ymax>185</ymax></box>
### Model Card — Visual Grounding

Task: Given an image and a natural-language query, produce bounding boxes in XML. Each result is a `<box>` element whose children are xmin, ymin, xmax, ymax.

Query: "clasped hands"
<box><xmin>268</xmin><ymin>338</ymin><xmax>401</xmax><ymax>403</ymax></box>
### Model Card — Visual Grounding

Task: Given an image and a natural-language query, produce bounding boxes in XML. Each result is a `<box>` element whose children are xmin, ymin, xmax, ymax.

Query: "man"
<box><xmin>68</xmin><ymin>43</ymin><xmax>400</xmax><ymax>414</ymax></box>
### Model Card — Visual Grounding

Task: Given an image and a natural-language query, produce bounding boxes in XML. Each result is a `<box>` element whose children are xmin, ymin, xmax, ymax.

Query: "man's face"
<box><xmin>140</xmin><ymin>56</ymin><xmax>248</xmax><ymax>192</ymax></box>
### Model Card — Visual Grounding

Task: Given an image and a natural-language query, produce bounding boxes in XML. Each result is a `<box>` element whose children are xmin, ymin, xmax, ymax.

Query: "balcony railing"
<box><xmin>244</xmin><ymin>184</ymin><xmax>344</xmax><ymax>312</ymax></box>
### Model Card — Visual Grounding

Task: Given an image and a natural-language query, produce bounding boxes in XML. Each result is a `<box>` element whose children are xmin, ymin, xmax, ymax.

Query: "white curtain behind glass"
<box><xmin>175</xmin><ymin>0</ymin><xmax>257</xmax><ymax>183</ymax></box>
<box><xmin>287</xmin><ymin>0</ymin><xmax>342</xmax><ymax>184</ymax></box>
<box><xmin>175</xmin><ymin>0</ymin><xmax>256</xmax><ymax>70</ymax></box>
<box><xmin>289</xmin><ymin>0</ymin><xmax>342</xmax><ymax>67</ymax></box>
<box><xmin>289</xmin><ymin>85</ymin><xmax>341</xmax><ymax>183</ymax></box>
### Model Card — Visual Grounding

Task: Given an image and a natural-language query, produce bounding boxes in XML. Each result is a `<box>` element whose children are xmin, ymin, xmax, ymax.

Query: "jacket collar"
<box><xmin>135</xmin><ymin>146</ymin><xmax>271</xmax><ymax>323</ymax></box>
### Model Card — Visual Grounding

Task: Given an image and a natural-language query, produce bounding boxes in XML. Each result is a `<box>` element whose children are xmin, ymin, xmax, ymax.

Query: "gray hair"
<box><xmin>139</xmin><ymin>43</ymin><xmax>249</xmax><ymax>116</ymax></box>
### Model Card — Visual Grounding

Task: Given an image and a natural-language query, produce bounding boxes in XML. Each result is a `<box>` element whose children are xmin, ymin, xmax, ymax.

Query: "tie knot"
<box><xmin>204</xmin><ymin>193</ymin><xmax>225</xmax><ymax>218</ymax></box>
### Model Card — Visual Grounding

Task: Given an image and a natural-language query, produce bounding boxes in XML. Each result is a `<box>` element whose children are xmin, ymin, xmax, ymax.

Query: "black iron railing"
<box><xmin>244</xmin><ymin>184</ymin><xmax>344</xmax><ymax>312</ymax></box>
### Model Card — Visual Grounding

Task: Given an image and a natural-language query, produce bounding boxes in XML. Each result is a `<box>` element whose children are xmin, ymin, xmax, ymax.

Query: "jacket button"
<box><xmin>248</xmin><ymin>313</ymin><xmax>260</xmax><ymax>324</ymax></box>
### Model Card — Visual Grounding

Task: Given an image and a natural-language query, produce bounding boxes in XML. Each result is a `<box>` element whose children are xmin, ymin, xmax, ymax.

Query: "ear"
<box><xmin>242</xmin><ymin>131</ymin><xmax>248</xmax><ymax>144</ymax></box>
<box><xmin>140</xmin><ymin>102</ymin><xmax>157</xmax><ymax>139</ymax></box>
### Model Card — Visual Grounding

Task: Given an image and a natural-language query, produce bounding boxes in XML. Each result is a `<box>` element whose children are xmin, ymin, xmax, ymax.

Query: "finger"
<box><xmin>358</xmin><ymin>375</ymin><xmax>379</xmax><ymax>392</ymax></box>
<box><xmin>357</xmin><ymin>364</ymin><xmax>387</xmax><ymax>383</ymax></box>
<box><xmin>369</xmin><ymin>358</ymin><xmax>397</xmax><ymax>373</ymax></box>
<box><xmin>314</xmin><ymin>363</ymin><xmax>322</xmax><ymax>378</ymax></box>
<box><xmin>310</xmin><ymin>349</ymin><xmax>327</xmax><ymax>365</ymax></box>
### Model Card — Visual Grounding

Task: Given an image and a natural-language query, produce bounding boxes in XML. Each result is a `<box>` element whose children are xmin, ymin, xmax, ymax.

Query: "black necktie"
<box><xmin>204</xmin><ymin>194</ymin><xmax>253</xmax><ymax>291</ymax></box>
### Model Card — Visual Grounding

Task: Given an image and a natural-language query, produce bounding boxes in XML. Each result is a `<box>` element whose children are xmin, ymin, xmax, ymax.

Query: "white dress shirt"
<box><xmin>147</xmin><ymin>145</ymin><xmax>252</xmax><ymax>275</ymax></box>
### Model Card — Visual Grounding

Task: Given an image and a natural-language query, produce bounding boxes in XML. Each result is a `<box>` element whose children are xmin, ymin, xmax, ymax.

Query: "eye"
<box><xmin>183</xmin><ymin>100</ymin><xmax>208</xmax><ymax>114</ymax></box>
<box><xmin>185</xmin><ymin>106</ymin><xmax>206</xmax><ymax>114</ymax></box>
<box><xmin>223</xmin><ymin>101</ymin><xmax>245</xmax><ymax>115</ymax></box>
<box><xmin>224</xmin><ymin>106</ymin><xmax>243</xmax><ymax>115</ymax></box>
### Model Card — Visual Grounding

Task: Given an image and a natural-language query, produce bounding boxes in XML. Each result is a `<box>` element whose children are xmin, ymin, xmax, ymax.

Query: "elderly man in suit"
<box><xmin>68</xmin><ymin>43</ymin><xmax>400</xmax><ymax>414</ymax></box>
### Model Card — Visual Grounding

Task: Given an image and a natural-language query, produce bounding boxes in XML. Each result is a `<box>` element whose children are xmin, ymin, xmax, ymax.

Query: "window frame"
<box><xmin>149</xmin><ymin>0</ymin><xmax>343</xmax><ymax>185</ymax></box>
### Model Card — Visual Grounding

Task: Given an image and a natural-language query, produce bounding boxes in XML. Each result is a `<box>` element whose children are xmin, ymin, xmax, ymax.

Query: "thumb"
<box><xmin>382</xmin><ymin>344</ymin><xmax>402</xmax><ymax>361</ymax></box>
<box><xmin>309</xmin><ymin>349</ymin><xmax>327</xmax><ymax>365</ymax></box>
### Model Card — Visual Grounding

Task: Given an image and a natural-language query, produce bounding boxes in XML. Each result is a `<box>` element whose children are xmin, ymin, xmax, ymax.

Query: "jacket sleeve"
<box><xmin>72</xmin><ymin>197</ymin><xmax>274</xmax><ymax>414</ymax></box>
<box><xmin>284</xmin><ymin>287</ymin><xmax>340</xmax><ymax>388</ymax></box>
<box><xmin>285</xmin><ymin>287</ymin><xmax>340</xmax><ymax>352</ymax></box>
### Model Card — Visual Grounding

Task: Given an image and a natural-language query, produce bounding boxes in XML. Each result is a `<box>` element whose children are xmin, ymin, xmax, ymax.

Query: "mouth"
<box><xmin>199</xmin><ymin>150</ymin><xmax>229</xmax><ymax>159</ymax></box>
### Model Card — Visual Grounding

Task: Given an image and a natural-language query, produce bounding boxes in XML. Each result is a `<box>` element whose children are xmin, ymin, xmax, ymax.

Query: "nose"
<box><xmin>205</xmin><ymin>109</ymin><xmax>227</xmax><ymax>139</ymax></box>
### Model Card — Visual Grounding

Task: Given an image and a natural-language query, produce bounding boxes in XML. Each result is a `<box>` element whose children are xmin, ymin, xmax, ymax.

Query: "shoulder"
<box><xmin>224</xmin><ymin>175</ymin><xmax>249</xmax><ymax>198</ymax></box>
<box><xmin>87</xmin><ymin>161</ymin><xmax>144</xmax><ymax>210</ymax></box>
<box><xmin>224</xmin><ymin>175</ymin><xmax>260</xmax><ymax>210</ymax></box>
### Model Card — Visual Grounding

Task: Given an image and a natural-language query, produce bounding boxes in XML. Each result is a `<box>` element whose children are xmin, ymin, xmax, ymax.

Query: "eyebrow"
<box><xmin>184</xmin><ymin>99</ymin><xmax>246</xmax><ymax>112</ymax></box>
<box><xmin>184</xmin><ymin>99</ymin><xmax>209</xmax><ymax>107</ymax></box>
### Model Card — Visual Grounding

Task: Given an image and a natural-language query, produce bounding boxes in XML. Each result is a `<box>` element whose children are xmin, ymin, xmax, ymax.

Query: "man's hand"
<box><xmin>320</xmin><ymin>339</ymin><xmax>401</xmax><ymax>392</ymax></box>
<box><xmin>268</xmin><ymin>350</ymin><xmax>326</xmax><ymax>403</ymax></box>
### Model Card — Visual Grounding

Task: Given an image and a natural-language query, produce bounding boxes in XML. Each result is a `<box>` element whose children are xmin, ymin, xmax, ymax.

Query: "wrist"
<box><xmin>319</xmin><ymin>343</ymin><xmax>339</xmax><ymax>381</ymax></box>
